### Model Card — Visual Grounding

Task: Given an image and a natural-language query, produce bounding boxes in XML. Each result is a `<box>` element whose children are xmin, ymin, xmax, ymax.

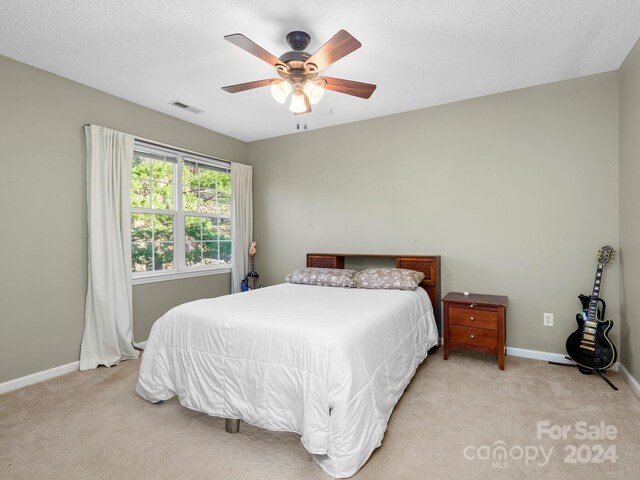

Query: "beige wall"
<box><xmin>620</xmin><ymin>37</ymin><xmax>640</xmax><ymax>382</ymax></box>
<box><xmin>247</xmin><ymin>72</ymin><xmax>620</xmax><ymax>356</ymax></box>
<box><xmin>0</xmin><ymin>55</ymin><xmax>246</xmax><ymax>383</ymax></box>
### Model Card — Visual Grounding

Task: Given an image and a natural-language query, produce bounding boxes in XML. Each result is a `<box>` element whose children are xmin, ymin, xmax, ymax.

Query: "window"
<box><xmin>182</xmin><ymin>160</ymin><xmax>232</xmax><ymax>266</ymax></box>
<box><xmin>130</xmin><ymin>141</ymin><xmax>231</xmax><ymax>281</ymax></box>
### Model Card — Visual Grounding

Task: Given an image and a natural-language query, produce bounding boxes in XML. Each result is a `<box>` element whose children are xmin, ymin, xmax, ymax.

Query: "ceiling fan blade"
<box><xmin>224</xmin><ymin>34</ymin><xmax>286</xmax><ymax>69</ymax></box>
<box><xmin>320</xmin><ymin>77</ymin><xmax>377</xmax><ymax>99</ymax></box>
<box><xmin>221</xmin><ymin>78</ymin><xmax>276</xmax><ymax>93</ymax></box>
<box><xmin>305</xmin><ymin>30</ymin><xmax>361</xmax><ymax>72</ymax></box>
<box><xmin>294</xmin><ymin>94</ymin><xmax>312</xmax><ymax>115</ymax></box>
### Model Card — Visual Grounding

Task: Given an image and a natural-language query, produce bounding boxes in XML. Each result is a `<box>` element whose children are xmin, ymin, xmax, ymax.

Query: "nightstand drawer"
<box><xmin>448</xmin><ymin>306</ymin><xmax>497</xmax><ymax>329</ymax></box>
<box><xmin>450</xmin><ymin>325</ymin><xmax>497</xmax><ymax>348</ymax></box>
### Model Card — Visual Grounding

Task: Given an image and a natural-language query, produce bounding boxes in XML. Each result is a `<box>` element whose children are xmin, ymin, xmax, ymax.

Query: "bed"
<box><xmin>136</xmin><ymin>254</ymin><xmax>440</xmax><ymax>478</ymax></box>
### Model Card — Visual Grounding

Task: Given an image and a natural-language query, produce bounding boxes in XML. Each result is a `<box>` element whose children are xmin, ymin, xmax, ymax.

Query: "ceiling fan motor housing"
<box><xmin>286</xmin><ymin>31</ymin><xmax>311</xmax><ymax>51</ymax></box>
<box><xmin>280</xmin><ymin>31</ymin><xmax>312</xmax><ymax>67</ymax></box>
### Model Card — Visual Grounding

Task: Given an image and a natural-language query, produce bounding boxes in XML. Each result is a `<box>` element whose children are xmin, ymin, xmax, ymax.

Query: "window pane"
<box><xmin>155</xmin><ymin>214</ymin><xmax>174</xmax><ymax>241</ymax></box>
<box><xmin>131</xmin><ymin>214</ymin><xmax>152</xmax><ymax>241</ymax></box>
<box><xmin>217</xmin><ymin>172</ymin><xmax>231</xmax><ymax>194</ymax></box>
<box><xmin>154</xmin><ymin>242</ymin><xmax>174</xmax><ymax>270</ymax></box>
<box><xmin>203</xmin><ymin>241</ymin><xmax>218</xmax><ymax>264</ymax></box>
<box><xmin>199</xmin><ymin>188</ymin><xmax>216</xmax><ymax>213</ymax></box>
<box><xmin>219</xmin><ymin>218</ymin><xmax>231</xmax><ymax>241</ymax></box>
<box><xmin>182</xmin><ymin>164</ymin><xmax>199</xmax><ymax>190</ymax></box>
<box><xmin>199</xmin><ymin>168</ymin><xmax>217</xmax><ymax>189</ymax></box>
<box><xmin>152</xmin><ymin>159</ymin><xmax>174</xmax><ymax>183</ymax></box>
<box><xmin>219</xmin><ymin>241</ymin><xmax>232</xmax><ymax>264</ymax></box>
<box><xmin>152</xmin><ymin>182</ymin><xmax>173</xmax><ymax>210</ymax></box>
<box><xmin>205</xmin><ymin>168</ymin><xmax>219</xmax><ymax>190</ymax></box>
<box><xmin>203</xmin><ymin>217</ymin><xmax>219</xmax><ymax>240</ymax></box>
<box><xmin>216</xmin><ymin>191</ymin><xmax>231</xmax><ymax>215</ymax></box>
<box><xmin>132</xmin><ymin>241</ymin><xmax>153</xmax><ymax>272</ymax></box>
<box><xmin>185</xmin><ymin>216</ymin><xmax>202</xmax><ymax>242</ymax></box>
<box><xmin>182</xmin><ymin>186</ymin><xmax>198</xmax><ymax>212</ymax></box>
<box><xmin>185</xmin><ymin>241</ymin><xmax>202</xmax><ymax>267</ymax></box>
<box><xmin>132</xmin><ymin>156</ymin><xmax>151</xmax><ymax>179</ymax></box>
<box><xmin>131</xmin><ymin>179</ymin><xmax>151</xmax><ymax>208</ymax></box>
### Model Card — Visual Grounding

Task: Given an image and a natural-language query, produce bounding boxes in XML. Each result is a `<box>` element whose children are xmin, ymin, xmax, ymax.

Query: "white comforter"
<box><xmin>136</xmin><ymin>283</ymin><xmax>438</xmax><ymax>478</ymax></box>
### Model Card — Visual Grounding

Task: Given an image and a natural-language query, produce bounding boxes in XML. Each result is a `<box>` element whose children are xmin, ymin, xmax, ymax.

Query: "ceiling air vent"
<box><xmin>170</xmin><ymin>101</ymin><xmax>204</xmax><ymax>114</ymax></box>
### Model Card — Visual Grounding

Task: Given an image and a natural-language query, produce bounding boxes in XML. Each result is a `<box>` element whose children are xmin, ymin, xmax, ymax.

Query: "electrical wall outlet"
<box><xmin>543</xmin><ymin>313</ymin><xmax>554</xmax><ymax>327</ymax></box>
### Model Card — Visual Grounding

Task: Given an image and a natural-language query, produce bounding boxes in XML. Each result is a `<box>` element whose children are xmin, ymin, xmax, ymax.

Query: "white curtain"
<box><xmin>80</xmin><ymin>125</ymin><xmax>139</xmax><ymax>370</ymax></box>
<box><xmin>231</xmin><ymin>162</ymin><xmax>253</xmax><ymax>293</ymax></box>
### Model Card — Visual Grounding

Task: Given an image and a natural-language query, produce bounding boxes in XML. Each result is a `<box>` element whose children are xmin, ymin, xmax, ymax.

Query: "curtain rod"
<box><xmin>83</xmin><ymin>124</ymin><xmax>236</xmax><ymax>166</ymax></box>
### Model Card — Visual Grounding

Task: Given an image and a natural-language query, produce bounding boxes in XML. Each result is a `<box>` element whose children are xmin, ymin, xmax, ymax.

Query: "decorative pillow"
<box><xmin>354</xmin><ymin>268</ymin><xmax>425</xmax><ymax>290</ymax></box>
<box><xmin>284</xmin><ymin>268</ymin><xmax>356</xmax><ymax>288</ymax></box>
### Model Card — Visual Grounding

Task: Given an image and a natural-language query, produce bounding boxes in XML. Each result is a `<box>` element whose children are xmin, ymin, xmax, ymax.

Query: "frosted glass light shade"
<box><xmin>289</xmin><ymin>92</ymin><xmax>306</xmax><ymax>113</ymax></box>
<box><xmin>270</xmin><ymin>81</ymin><xmax>292</xmax><ymax>103</ymax></box>
<box><xmin>303</xmin><ymin>81</ymin><xmax>324</xmax><ymax>104</ymax></box>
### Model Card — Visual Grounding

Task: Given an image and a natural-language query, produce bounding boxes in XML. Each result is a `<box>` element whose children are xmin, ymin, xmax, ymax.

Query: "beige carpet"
<box><xmin>2</xmin><ymin>350</ymin><xmax>640</xmax><ymax>480</ymax></box>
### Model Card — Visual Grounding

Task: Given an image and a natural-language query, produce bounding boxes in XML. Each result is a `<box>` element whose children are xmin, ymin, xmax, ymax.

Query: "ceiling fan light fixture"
<box><xmin>303</xmin><ymin>80</ymin><xmax>325</xmax><ymax>105</ymax></box>
<box><xmin>270</xmin><ymin>80</ymin><xmax>292</xmax><ymax>103</ymax></box>
<box><xmin>289</xmin><ymin>91</ymin><xmax>307</xmax><ymax>113</ymax></box>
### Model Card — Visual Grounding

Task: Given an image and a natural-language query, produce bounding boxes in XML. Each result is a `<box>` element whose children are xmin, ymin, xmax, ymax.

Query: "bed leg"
<box><xmin>225</xmin><ymin>418</ymin><xmax>240</xmax><ymax>433</ymax></box>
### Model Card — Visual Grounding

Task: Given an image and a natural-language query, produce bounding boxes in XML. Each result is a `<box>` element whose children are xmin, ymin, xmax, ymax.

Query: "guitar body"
<box><xmin>566</xmin><ymin>312</ymin><xmax>616</xmax><ymax>372</ymax></box>
<box><xmin>565</xmin><ymin>247</ymin><xmax>617</xmax><ymax>372</ymax></box>
<box><xmin>241</xmin><ymin>271</ymin><xmax>259</xmax><ymax>292</ymax></box>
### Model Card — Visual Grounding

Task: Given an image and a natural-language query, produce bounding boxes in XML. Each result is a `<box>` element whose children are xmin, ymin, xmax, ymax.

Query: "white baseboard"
<box><xmin>619</xmin><ymin>363</ymin><xmax>640</xmax><ymax>400</ymax></box>
<box><xmin>506</xmin><ymin>347</ymin><xmax>570</xmax><ymax>364</ymax></box>
<box><xmin>506</xmin><ymin>346</ymin><xmax>619</xmax><ymax>372</ymax></box>
<box><xmin>0</xmin><ymin>361</ymin><xmax>79</xmax><ymax>395</ymax></box>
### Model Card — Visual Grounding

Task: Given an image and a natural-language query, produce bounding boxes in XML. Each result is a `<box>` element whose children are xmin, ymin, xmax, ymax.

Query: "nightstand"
<box><xmin>443</xmin><ymin>292</ymin><xmax>508</xmax><ymax>370</ymax></box>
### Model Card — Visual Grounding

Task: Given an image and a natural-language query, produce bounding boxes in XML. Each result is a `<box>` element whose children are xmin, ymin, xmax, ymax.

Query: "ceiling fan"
<box><xmin>221</xmin><ymin>30</ymin><xmax>376</xmax><ymax>115</ymax></box>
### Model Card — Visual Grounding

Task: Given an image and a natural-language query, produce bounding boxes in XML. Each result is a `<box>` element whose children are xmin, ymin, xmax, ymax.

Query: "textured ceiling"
<box><xmin>1</xmin><ymin>1</ymin><xmax>639</xmax><ymax>142</ymax></box>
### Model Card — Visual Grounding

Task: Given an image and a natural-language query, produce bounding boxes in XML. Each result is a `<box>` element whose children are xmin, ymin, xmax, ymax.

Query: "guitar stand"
<box><xmin>548</xmin><ymin>357</ymin><xmax>618</xmax><ymax>391</ymax></box>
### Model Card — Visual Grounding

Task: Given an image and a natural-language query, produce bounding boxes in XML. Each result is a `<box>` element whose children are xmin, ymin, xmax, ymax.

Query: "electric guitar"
<box><xmin>240</xmin><ymin>241</ymin><xmax>259</xmax><ymax>292</ymax></box>
<box><xmin>566</xmin><ymin>246</ymin><xmax>617</xmax><ymax>372</ymax></box>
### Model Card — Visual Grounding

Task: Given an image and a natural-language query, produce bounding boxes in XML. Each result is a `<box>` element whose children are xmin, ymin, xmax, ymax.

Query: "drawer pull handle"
<box><xmin>470</xmin><ymin>334</ymin><xmax>475</xmax><ymax>339</ymax></box>
<box><xmin>470</xmin><ymin>304</ymin><xmax>474</xmax><ymax>308</ymax></box>
<box><xmin>470</xmin><ymin>316</ymin><xmax>474</xmax><ymax>320</ymax></box>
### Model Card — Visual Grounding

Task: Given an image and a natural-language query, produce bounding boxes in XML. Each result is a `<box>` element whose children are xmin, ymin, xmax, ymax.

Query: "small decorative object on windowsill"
<box><xmin>241</xmin><ymin>241</ymin><xmax>261</xmax><ymax>292</ymax></box>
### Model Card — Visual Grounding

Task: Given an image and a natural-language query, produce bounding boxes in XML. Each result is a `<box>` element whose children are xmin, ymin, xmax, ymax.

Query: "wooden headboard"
<box><xmin>306</xmin><ymin>253</ymin><xmax>441</xmax><ymax>333</ymax></box>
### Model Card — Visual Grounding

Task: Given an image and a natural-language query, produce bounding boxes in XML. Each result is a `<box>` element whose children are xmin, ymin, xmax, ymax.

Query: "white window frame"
<box><xmin>131</xmin><ymin>140</ymin><xmax>231</xmax><ymax>285</ymax></box>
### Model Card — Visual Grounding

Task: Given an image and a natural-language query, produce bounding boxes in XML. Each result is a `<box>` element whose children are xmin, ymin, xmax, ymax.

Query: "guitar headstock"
<box><xmin>597</xmin><ymin>246</ymin><xmax>615</xmax><ymax>265</ymax></box>
<box><xmin>248</xmin><ymin>241</ymin><xmax>257</xmax><ymax>257</ymax></box>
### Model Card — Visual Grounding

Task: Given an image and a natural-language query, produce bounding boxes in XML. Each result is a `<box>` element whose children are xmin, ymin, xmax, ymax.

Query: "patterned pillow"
<box><xmin>284</xmin><ymin>268</ymin><xmax>356</xmax><ymax>288</ymax></box>
<box><xmin>354</xmin><ymin>268</ymin><xmax>425</xmax><ymax>290</ymax></box>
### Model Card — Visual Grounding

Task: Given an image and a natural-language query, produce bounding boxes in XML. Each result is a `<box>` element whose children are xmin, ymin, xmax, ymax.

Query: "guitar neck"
<box><xmin>587</xmin><ymin>264</ymin><xmax>604</xmax><ymax>322</ymax></box>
